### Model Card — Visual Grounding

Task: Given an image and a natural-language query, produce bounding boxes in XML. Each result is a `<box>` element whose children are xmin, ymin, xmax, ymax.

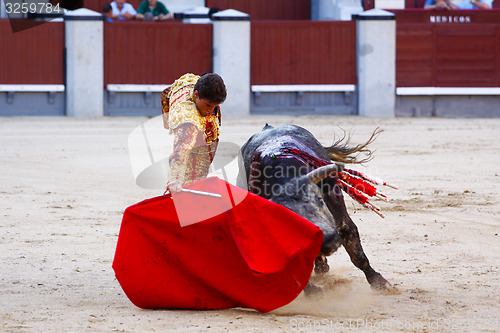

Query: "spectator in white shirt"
<box><xmin>109</xmin><ymin>0</ymin><xmax>137</xmax><ymax>20</ymax></box>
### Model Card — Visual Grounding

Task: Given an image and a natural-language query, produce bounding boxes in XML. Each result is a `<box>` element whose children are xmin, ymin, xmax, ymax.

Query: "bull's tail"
<box><xmin>324</xmin><ymin>127</ymin><xmax>382</xmax><ymax>164</ymax></box>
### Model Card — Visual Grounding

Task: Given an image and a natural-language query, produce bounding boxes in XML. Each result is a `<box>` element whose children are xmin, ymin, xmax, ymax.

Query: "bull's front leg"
<box><xmin>325</xmin><ymin>190</ymin><xmax>391</xmax><ymax>290</ymax></box>
<box><xmin>338</xmin><ymin>216</ymin><xmax>391</xmax><ymax>290</ymax></box>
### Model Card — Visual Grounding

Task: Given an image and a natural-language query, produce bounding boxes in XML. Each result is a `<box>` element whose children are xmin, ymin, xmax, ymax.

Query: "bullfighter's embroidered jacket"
<box><xmin>161</xmin><ymin>73</ymin><xmax>220</xmax><ymax>187</ymax></box>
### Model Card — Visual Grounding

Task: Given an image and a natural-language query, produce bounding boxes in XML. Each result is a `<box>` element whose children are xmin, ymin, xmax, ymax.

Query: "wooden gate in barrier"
<box><xmin>251</xmin><ymin>20</ymin><xmax>357</xmax><ymax>85</ymax></box>
<box><xmin>104</xmin><ymin>21</ymin><xmax>213</xmax><ymax>85</ymax></box>
<box><xmin>394</xmin><ymin>10</ymin><xmax>500</xmax><ymax>87</ymax></box>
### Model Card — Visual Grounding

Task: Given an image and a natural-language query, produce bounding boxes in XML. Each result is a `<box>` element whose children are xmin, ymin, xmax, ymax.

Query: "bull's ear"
<box><xmin>307</xmin><ymin>163</ymin><xmax>344</xmax><ymax>183</ymax></box>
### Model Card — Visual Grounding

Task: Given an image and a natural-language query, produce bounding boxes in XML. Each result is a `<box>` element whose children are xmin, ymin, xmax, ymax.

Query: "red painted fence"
<box><xmin>104</xmin><ymin>21</ymin><xmax>212</xmax><ymax>85</ymax></box>
<box><xmin>251</xmin><ymin>21</ymin><xmax>357</xmax><ymax>85</ymax></box>
<box><xmin>0</xmin><ymin>19</ymin><xmax>64</xmax><ymax>84</ymax></box>
<box><xmin>3</xmin><ymin>11</ymin><xmax>500</xmax><ymax>88</ymax></box>
<box><xmin>394</xmin><ymin>10</ymin><xmax>500</xmax><ymax>87</ymax></box>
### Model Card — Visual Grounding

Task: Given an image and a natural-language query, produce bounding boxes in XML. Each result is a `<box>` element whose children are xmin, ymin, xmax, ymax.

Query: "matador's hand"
<box><xmin>167</xmin><ymin>181</ymin><xmax>183</xmax><ymax>194</ymax></box>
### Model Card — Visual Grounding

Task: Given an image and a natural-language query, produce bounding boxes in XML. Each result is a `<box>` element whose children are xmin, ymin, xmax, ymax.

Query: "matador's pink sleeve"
<box><xmin>167</xmin><ymin>123</ymin><xmax>198</xmax><ymax>185</ymax></box>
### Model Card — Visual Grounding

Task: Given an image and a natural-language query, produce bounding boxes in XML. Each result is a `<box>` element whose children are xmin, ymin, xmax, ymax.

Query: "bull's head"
<box><xmin>269</xmin><ymin>163</ymin><xmax>344</xmax><ymax>253</ymax></box>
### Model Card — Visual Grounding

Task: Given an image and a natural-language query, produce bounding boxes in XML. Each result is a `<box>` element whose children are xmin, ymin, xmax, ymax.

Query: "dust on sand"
<box><xmin>1</xmin><ymin>115</ymin><xmax>499</xmax><ymax>332</ymax></box>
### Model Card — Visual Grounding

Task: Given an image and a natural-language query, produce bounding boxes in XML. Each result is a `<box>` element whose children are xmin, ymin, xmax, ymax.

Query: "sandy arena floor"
<box><xmin>1</xmin><ymin>115</ymin><xmax>499</xmax><ymax>332</ymax></box>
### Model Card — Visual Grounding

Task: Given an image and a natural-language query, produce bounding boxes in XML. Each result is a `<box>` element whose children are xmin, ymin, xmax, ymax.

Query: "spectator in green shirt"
<box><xmin>135</xmin><ymin>0</ymin><xmax>172</xmax><ymax>21</ymax></box>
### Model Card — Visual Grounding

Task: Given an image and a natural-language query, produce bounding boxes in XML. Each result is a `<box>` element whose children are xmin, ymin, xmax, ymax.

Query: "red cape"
<box><xmin>113</xmin><ymin>177</ymin><xmax>323</xmax><ymax>313</ymax></box>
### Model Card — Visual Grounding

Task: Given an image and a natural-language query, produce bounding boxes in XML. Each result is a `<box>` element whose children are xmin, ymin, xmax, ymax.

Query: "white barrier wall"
<box><xmin>65</xmin><ymin>8</ymin><xmax>103</xmax><ymax>117</ymax></box>
<box><xmin>212</xmin><ymin>9</ymin><xmax>251</xmax><ymax>117</ymax></box>
<box><xmin>355</xmin><ymin>9</ymin><xmax>396</xmax><ymax>117</ymax></box>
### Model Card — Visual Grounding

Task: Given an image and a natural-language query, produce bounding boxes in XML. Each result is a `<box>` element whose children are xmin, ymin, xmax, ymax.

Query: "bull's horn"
<box><xmin>307</xmin><ymin>163</ymin><xmax>344</xmax><ymax>183</ymax></box>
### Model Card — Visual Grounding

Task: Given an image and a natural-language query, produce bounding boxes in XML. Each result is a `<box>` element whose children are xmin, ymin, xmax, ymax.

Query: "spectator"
<box><xmin>456</xmin><ymin>0</ymin><xmax>493</xmax><ymax>9</ymax></box>
<box><xmin>135</xmin><ymin>0</ymin><xmax>172</xmax><ymax>21</ymax></box>
<box><xmin>424</xmin><ymin>0</ymin><xmax>458</xmax><ymax>9</ymax></box>
<box><xmin>109</xmin><ymin>0</ymin><xmax>137</xmax><ymax>20</ymax></box>
<box><xmin>102</xmin><ymin>3</ymin><xmax>114</xmax><ymax>22</ymax></box>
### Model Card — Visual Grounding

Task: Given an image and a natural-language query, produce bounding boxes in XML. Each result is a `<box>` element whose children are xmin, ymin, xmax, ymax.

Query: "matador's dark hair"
<box><xmin>194</xmin><ymin>73</ymin><xmax>227</xmax><ymax>105</ymax></box>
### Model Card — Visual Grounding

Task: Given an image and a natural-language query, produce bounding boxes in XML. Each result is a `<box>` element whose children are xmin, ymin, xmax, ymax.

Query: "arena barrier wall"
<box><xmin>103</xmin><ymin>21</ymin><xmax>212</xmax><ymax>116</ymax></box>
<box><xmin>2</xmin><ymin>8</ymin><xmax>500</xmax><ymax>117</ymax></box>
<box><xmin>250</xmin><ymin>20</ymin><xmax>358</xmax><ymax>115</ymax></box>
<box><xmin>0</xmin><ymin>19</ymin><xmax>65</xmax><ymax>116</ymax></box>
<box><xmin>393</xmin><ymin>9</ymin><xmax>500</xmax><ymax>117</ymax></box>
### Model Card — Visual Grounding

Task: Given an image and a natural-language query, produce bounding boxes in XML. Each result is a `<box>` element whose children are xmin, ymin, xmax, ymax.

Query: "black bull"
<box><xmin>237</xmin><ymin>124</ymin><xmax>391</xmax><ymax>292</ymax></box>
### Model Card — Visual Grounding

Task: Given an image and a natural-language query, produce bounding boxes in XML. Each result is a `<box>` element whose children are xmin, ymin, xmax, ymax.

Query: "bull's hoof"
<box><xmin>314</xmin><ymin>257</ymin><xmax>330</xmax><ymax>275</ymax></box>
<box><xmin>303</xmin><ymin>282</ymin><xmax>323</xmax><ymax>297</ymax></box>
<box><xmin>368</xmin><ymin>273</ymin><xmax>392</xmax><ymax>291</ymax></box>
